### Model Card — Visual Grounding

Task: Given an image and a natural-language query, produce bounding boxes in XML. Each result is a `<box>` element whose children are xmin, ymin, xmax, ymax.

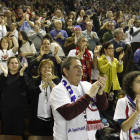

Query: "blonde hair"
<box><xmin>100</xmin><ymin>21</ymin><xmax>110</xmax><ymax>29</ymax></box>
<box><xmin>37</xmin><ymin>59</ymin><xmax>57</xmax><ymax>79</ymax></box>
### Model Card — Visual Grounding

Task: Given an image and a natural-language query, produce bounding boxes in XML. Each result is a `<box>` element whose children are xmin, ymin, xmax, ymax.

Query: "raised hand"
<box><xmin>94</xmin><ymin>45</ymin><xmax>101</xmax><ymax>55</ymax></box>
<box><xmin>12</xmin><ymin>28</ymin><xmax>16</xmax><ymax>36</ymax></box>
<box><xmin>119</xmin><ymin>51</ymin><xmax>125</xmax><ymax>62</ymax></box>
<box><xmin>21</xmin><ymin>52</ymin><xmax>27</xmax><ymax>57</ymax></box>
<box><xmin>87</xmin><ymin>81</ymin><xmax>100</xmax><ymax>98</ymax></box>
<box><xmin>91</xmin><ymin>32</ymin><xmax>95</xmax><ymax>39</ymax></box>
<box><xmin>57</xmin><ymin>32</ymin><xmax>62</xmax><ymax>38</ymax></box>
<box><xmin>116</xmin><ymin>47</ymin><xmax>123</xmax><ymax>52</ymax></box>
<box><xmin>54</xmin><ymin>46</ymin><xmax>58</xmax><ymax>56</ymax></box>
<box><xmin>136</xmin><ymin>94</ymin><xmax>140</xmax><ymax>113</ymax></box>
<box><xmin>0</xmin><ymin>64</ymin><xmax>8</xmax><ymax>77</ymax></box>
<box><xmin>40</xmin><ymin>46</ymin><xmax>45</xmax><ymax>57</ymax></box>
<box><xmin>1</xmin><ymin>20</ymin><xmax>5</xmax><ymax>26</ymax></box>
<box><xmin>97</xmin><ymin>75</ymin><xmax>107</xmax><ymax>95</ymax></box>
<box><xmin>81</xmin><ymin>42</ymin><xmax>87</xmax><ymax>53</ymax></box>
<box><xmin>20</xmin><ymin>63</ymin><xmax>27</xmax><ymax>76</ymax></box>
<box><xmin>46</xmin><ymin>72</ymin><xmax>53</xmax><ymax>84</ymax></box>
<box><xmin>35</xmin><ymin>25</ymin><xmax>39</xmax><ymax>33</ymax></box>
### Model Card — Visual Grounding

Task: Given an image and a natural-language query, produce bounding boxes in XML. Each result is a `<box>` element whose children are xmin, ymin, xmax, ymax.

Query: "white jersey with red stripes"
<box><xmin>114</xmin><ymin>96</ymin><xmax>140</xmax><ymax>140</ymax></box>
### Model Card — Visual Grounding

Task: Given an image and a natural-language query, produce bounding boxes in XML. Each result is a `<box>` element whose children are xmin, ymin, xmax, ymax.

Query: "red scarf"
<box><xmin>76</xmin><ymin>47</ymin><xmax>92</xmax><ymax>83</ymax></box>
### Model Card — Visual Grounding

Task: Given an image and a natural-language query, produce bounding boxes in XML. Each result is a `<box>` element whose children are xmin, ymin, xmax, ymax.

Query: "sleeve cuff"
<box><xmin>85</xmin><ymin>94</ymin><xmax>92</xmax><ymax>102</ymax></box>
<box><xmin>39</xmin><ymin>84</ymin><xmax>44</xmax><ymax>92</ymax></box>
<box><xmin>96</xmin><ymin>91</ymin><xmax>105</xmax><ymax>97</ymax></box>
<box><xmin>119</xmin><ymin>61</ymin><xmax>123</xmax><ymax>65</ymax></box>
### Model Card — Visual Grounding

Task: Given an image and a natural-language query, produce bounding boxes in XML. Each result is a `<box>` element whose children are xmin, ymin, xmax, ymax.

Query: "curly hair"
<box><xmin>121</xmin><ymin>71</ymin><xmax>140</xmax><ymax>101</ymax></box>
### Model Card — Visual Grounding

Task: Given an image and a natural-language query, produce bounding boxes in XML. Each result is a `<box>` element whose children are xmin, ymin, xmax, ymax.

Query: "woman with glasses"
<box><xmin>97</xmin><ymin>42</ymin><xmax>124</xmax><ymax>111</ymax></box>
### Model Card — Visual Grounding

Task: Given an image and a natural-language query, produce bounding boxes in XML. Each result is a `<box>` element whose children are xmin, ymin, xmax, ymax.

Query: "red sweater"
<box><xmin>57</xmin><ymin>92</ymin><xmax>108</xmax><ymax>120</ymax></box>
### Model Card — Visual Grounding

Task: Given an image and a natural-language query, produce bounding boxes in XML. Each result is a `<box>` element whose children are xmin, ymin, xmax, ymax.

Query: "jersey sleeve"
<box><xmin>113</xmin><ymin>98</ymin><xmax>127</xmax><ymax>121</ymax></box>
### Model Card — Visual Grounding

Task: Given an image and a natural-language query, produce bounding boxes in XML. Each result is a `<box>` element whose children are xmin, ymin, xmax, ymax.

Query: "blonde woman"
<box><xmin>97</xmin><ymin>21</ymin><xmax>110</xmax><ymax>43</ymax></box>
<box><xmin>28</xmin><ymin>59</ymin><xmax>60</xmax><ymax>136</ymax></box>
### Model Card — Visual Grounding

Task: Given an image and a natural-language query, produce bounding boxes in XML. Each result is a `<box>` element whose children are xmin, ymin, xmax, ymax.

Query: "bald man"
<box><xmin>50</xmin><ymin>20</ymin><xmax>68</xmax><ymax>48</ymax></box>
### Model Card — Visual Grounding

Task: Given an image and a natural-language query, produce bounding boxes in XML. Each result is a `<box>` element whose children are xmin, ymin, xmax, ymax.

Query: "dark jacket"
<box><xmin>0</xmin><ymin>72</ymin><xmax>29</xmax><ymax>109</ymax></box>
<box><xmin>29</xmin><ymin>51</ymin><xmax>61</xmax><ymax>77</ymax></box>
<box><xmin>28</xmin><ymin>76</ymin><xmax>60</xmax><ymax>134</ymax></box>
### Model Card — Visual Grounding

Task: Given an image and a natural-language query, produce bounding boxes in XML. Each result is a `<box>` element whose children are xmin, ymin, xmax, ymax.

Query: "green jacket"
<box><xmin>102</xmin><ymin>31</ymin><xmax>114</xmax><ymax>43</ymax></box>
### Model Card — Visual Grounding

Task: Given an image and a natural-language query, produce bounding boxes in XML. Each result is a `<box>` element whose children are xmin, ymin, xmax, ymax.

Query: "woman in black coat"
<box><xmin>28</xmin><ymin>59</ymin><xmax>60</xmax><ymax>136</ymax></box>
<box><xmin>0</xmin><ymin>56</ymin><xmax>29</xmax><ymax>137</ymax></box>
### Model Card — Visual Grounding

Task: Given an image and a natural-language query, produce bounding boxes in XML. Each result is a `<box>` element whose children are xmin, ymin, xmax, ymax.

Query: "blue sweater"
<box><xmin>134</xmin><ymin>48</ymin><xmax>140</xmax><ymax>66</ymax></box>
<box><xmin>109</xmin><ymin>38</ymin><xmax>125</xmax><ymax>59</ymax></box>
<box><xmin>50</xmin><ymin>29</ymin><xmax>68</xmax><ymax>48</ymax></box>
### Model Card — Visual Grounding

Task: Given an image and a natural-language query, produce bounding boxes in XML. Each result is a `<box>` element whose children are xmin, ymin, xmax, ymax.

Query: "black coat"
<box><xmin>28</xmin><ymin>76</ymin><xmax>60</xmax><ymax>134</ymax></box>
<box><xmin>0</xmin><ymin>72</ymin><xmax>29</xmax><ymax>109</ymax></box>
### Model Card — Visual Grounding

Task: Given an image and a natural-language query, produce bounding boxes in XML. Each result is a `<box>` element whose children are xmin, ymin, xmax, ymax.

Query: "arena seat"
<box><xmin>28</xmin><ymin>136</ymin><xmax>53</xmax><ymax>140</ymax></box>
<box><xmin>0</xmin><ymin>135</ymin><xmax>22</xmax><ymax>140</ymax></box>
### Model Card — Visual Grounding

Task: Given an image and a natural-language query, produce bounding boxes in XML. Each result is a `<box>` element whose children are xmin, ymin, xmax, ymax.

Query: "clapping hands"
<box><xmin>54</xmin><ymin>46</ymin><xmax>58</xmax><ymax>56</ymax></box>
<box><xmin>20</xmin><ymin>63</ymin><xmax>27</xmax><ymax>76</ymax></box>
<box><xmin>0</xmin><ymin>64</ymin><xmax>8</xmax><ymax>77</ymax></box>
<box><xmin>119</xmin><ymin>51</ymin><xmax>125</xmax><ymax>62</ymax></box>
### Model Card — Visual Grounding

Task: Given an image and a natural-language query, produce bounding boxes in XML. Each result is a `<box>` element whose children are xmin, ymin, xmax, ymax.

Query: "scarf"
<box><xmin>76</xmin><ymin>46</ymin><xmax>92</xmax><ymax>83</ymax></box>
<box><xmin>61</xmin><ymin>76</ymin><xmax>104</xmax><ymax>140</ymax></box>
<box><xmin>125</xmin><ymin>95</ymin><xmax>140</xmax><ymax>140</ymax></box>
<box><xmin>37</xmin><ymin>80</ymin><xmax>51</xmax><ymax>121</ymax></box>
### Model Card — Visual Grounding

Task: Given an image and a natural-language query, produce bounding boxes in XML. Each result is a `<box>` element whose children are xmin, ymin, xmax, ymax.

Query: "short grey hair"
<box><xmin>76</xmin><ymin>35</ymin><xmax>86</xmax><ymax>45</ymax></box>
<box><xmin>114</xmin><ymin>28</ymin><xmax>123</xmax><ymax>36</ymax></box>
<box><xmin>61</xmin><ymin>56</ymin><xmax>80</xmax><ymax>76</ymax></box>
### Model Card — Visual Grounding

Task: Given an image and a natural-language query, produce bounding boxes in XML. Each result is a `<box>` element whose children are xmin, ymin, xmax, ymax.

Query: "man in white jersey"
<box><xmin>50</xmin><ymin>56</ymin><xmax>108</xmax><ymax>140</ymax></box>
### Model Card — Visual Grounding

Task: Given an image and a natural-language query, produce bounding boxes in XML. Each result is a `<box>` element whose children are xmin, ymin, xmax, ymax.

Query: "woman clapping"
<box><xmin>0</xmin><ymin>56</ymin><xmax>29</xmax><ymax>137</ymax></box>
<box><xmin>98</xmin><ymin>42</ymin><xmax>124</xmax><ymax>111</ymax></box>
<box><xmin>28</xmin><ymin>59</ymin><xmax>60</xmax><ymax>136</ymax></box>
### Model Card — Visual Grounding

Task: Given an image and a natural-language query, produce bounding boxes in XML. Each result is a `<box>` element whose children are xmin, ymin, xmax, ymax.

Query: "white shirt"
<box><xmin>37</xmin><ymin>81</ymin><xmax>51</xmax><ymax>120</ymax></box>
<box><xmin>0</xmin><ymin>49</ymin><xmax>16</xmax><ymax>74</ymax></box>
<box><xmin>50</xmin><ymin>42</ymin><xmax>65</xmax><ymax>57</ymax></box>
<box><xmin>68</xmin><ymin>49</ymin><xmax>94</xmax><ymax>79</ymax></box>
<box><xmin>0</xmin><ymin>25</ymin><xmax>7</xmax><ymax>39</ymax></box>
<box><xmin>68</xmin><ymin>49</ymin><xmax>93</xmax><ymax>60</ymax></box>
<box><xmin>131</xmin><ymin>26</ymin><xmax>140</xmax><ymax>43</ymax></box>
<box><xmin>114</xmin><ymin>97</ymin><xmax>129</xmax><ymax>140</ymax></box>
<box><xmin>77</xmin><ymin>16</ymin><xmax>83</xmax><ymax>24</ymax></box>
<box><xmin>20</xmin><ymin>41</ymin><xmax>36</xmax><ymax>57</ymax></box>
<box><xmin>50</xmin><ymin>81</ymin><xmax>92</xmax><ymax>140</ymax></box>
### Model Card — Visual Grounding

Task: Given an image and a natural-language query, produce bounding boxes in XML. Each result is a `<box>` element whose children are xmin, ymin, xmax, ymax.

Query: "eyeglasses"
<box><xmin>107</xmin><ymin>48</ymin><xmax>114</xmax><ymax>50</ymax></box>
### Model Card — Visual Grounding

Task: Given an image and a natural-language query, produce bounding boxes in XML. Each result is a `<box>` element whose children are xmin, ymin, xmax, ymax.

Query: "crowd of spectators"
<box><xmin>0</xmin><ymin>0</ymin><xmax>140</xmax><ymax>139</ymax></box>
